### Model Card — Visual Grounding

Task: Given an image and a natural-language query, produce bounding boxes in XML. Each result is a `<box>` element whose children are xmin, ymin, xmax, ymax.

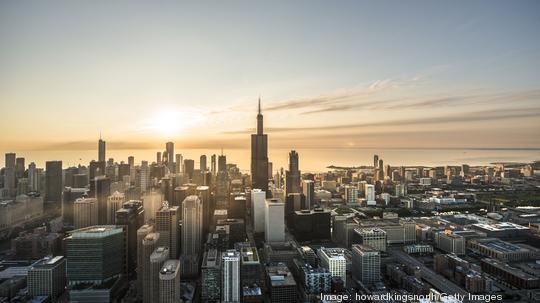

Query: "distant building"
<box><xmin>434</xmin><ymin>231</ymin><xmax>465</xmax><ymax>255</ymax></box>
<box><xmin>45</xmin><ymin>161</ymin><xmax>63</xmax><ymax>209</ymax></box>
<box><xmin>73</xmin><ymin>198</ymin><xmax>98</xmax><ymax>229</ymax></box>
<box><xmin>106</xmin><ymin>191</ymin><xmax>125</xmax><ymax>224</ymax></box>
<box><xmin>265</xmin><ymin>198</ymin><xmax>285</xmax><ymax>243</ymax></box>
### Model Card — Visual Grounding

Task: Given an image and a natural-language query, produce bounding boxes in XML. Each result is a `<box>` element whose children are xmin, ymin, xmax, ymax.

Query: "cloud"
<box><xmin>223</xmin><ymin>106</ymin><xmax>540</xmax><ymax>134</ymax></box>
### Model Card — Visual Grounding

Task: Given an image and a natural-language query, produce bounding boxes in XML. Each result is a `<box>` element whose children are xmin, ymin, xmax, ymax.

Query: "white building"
<box><xmin>365</xmin><ymin>184</ymin><xmax>376</xmax><ymax>205</ymax></box>
<box><xmin>222</xmin><ymin>250</ymin><xmax>240</xmax><ymax>303</ymax></box>
<box><xmin>318</xmin><ymin>247</ymin><xmax>347</xmax><ymax>284</ymax></box>
<box><xmin>264</xmin><ymin>198</ymin><xmax>285</xmax><ymax>243</ymax></box>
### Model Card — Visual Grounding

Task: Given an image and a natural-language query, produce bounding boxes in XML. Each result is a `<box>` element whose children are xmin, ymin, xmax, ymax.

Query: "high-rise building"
<box><xmin>15</xmin><ymin>157</ymin><xmax>25</xmax><ymax>179</ymax></box>
<box><xmin>166</xmin><ymin>142</ymin><xmax>174</xmax><ymax>172</ymax></box>
<box><xmin>4</xmin><ymin>153</ymin><xmax>16</xmax><ymax>197</ymax></box>
<box><xmin>222</xmin><ymin>250</ymin><xmax>240</xmax><ymax>303</ymax></box>
<box><xmin>266</xmin><ymin>264</ymin><xmax>297</xmax><ymax>303</ymax></box>
<box><xmin>73</xmin><ymin>197</ymin><xmax>98</xmax><ymax>229</ymax></box>
<box><xmin>184</xmin><ymin>159</ymin><xmax>195</xmax><ymax>179</ymax></box>
<box><xmin>218</xmin><ymin>154</ymin><xmax>227</xmax><ymax>172</ymax></box>
<box><xmin>65</xmin><ymin>226</ymin><xmax>125</xmax><ymax>285</ymax></box>
<box><xmin>98</xmin><ymin>137</ymin><xmax>106</xmax><ymax>162</ymax></box>
<box><xmin>302</xmin><ymin>180</ymin><xmax>314</xmax><ymax>209</ymax></box>
<box><xmin>141</xmin><ymin>233</ymin><xmax>160</xmax><ymax>303</ymax></box>
<box><xmin>91</xmin><ymin>175</ymin><xmax>111</xmax><ymax>225</ymax></box>
<box><xmin>200</xmin><ymin>154</ymin><xmax>207</xmax><ymax>171</ymax></box>
<box><xmin>107</xmin><ymin>191</ymin><xmax>125</xmax><ymax>224</ymax></box>
<box><xmin>136</xmin><ymin>225</ymin><xmax>154</xmax><ymax>293</ymax></box>
<box><xmin>365</xmin><ymin>184</ymin><xmax>376</xmax><ymax>205</ymax></box>
<box><xmin>344</xmin><ymin>185</ymin><xmax>358</xmax><ymax>205</ymax></box>
<box><xmin>318</xmin><ymin>247</ymin><xmax>347</xmax><ymax>284</ymax></box>
<box><xmin>63</xmin><ymin>187</ymin><xmax>89</xmax><ymax>226</ymax></box>
<box><xmin>181</xmin><ymin>195</ymin><xmax>203</xmax><ymax>256</ymax></box>
<box><xmin>251</xmin><ymin>189</ymin><xmax>266</xmax><ymax>233</ymax></box>
<box><xmin>202</xmin><ymin>248</ymin><xmax>221</xmax><ymax>301</ymax></box>
<box><xmin>159</xmin><ymin>259</ymin><xmax>181</xmax><ymax>303</ymax></box>
<box><xmin>28</xmin><ymin>162</ymin><xmax>39</xmax><ymax>192</ymax></box>
<box><xmin>251</xmin><ymin>98</ymin><xmax>269</xmax><ymax>195</ymax></box>
<box><xmin>175</xmin><ymin>154</ymin><xmax>183</xmax><ymax>173</ymax></box>
<box><xmin>285</xmin><ymin>150</ymin><xmax>300</xmax><ymax>196</ymax></box>
<box><xmin>116</xmin><ymin>200</ymin><xmax>144</xmax><ymax>276</ymax></box>
<box><xmin>373</xmin><ymin>154</ymin><xmax>379</xmax><ymax>169</ymax></box>
<box><xmin>45</xmin><ymin>161</ymin><xmax>62</xmax><ymax>208</ymax></box>
<box><xmin>352</xmin><ymin>244</ymin><xmax>380</xmax><ymax>285</ymax></box>
<box><xmin>149</xmin><ymin>247</ymin><xmax>169</xmax><ymax>303</ymax></box>
<box><xmin>27</xmin><ymin>256</ymin><xmax>66</xmax><ymax>301</ymax></box>
<box><xmin>265</xmin><ymin>198</ymin><xmax>285</xmax><ymax>243</ymax></box>
<box><xmin>140</xmin><ymin>161</ymin><xmax>150</xmax><ymax>192</ymax></box>
<box><xmin>155</xmin><ymin>202</ymin><xmax>180</xmax><ymax>258</ymax></box>
<box><xmin>211</xmin><ymin>154</ymin><xmax>217</xmax><ymax>176</ymax></box>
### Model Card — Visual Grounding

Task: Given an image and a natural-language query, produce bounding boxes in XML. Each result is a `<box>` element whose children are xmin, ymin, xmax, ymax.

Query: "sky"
<box><xmin>1</xmin><ymin>0</ymin><xmax>539</xmax><ymax>151</ymax></box>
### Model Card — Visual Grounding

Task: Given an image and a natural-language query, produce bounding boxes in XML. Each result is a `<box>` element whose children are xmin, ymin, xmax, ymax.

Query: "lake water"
<box><xmin>2</xmin><ymin>148</ymin><xmax>539</xmax><ymax>172</ymax></box>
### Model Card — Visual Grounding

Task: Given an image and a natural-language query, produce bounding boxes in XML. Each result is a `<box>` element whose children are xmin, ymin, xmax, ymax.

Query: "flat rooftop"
<box><xmin>473</xmin><ymin>222</ymin><xmax>529</xmax><ymax>231</ymax></box>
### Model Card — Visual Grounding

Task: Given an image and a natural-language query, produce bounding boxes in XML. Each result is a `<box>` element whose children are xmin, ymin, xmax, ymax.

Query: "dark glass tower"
<box><xmin>250</xmin><ymin>98</ymin><xmax>269</xmax><ymax>194</ymax></box>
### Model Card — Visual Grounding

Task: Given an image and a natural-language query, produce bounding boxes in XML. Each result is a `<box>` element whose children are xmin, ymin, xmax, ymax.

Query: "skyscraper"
<box><xmin>3</xmin><ymin>153</ymin><xmax>16</xmax><ymax>197</ymax></box>
<box><xmin>181</xmin><ymin>195</ymin><xmax>203</xmax><ymax>256</ymax></box>
<box><xmin>175</xmin><ymin>154</ymin><xmax>183</xmax><ymax>173</ymax></box>
<box><xmin>318</xmin><ymin>247</ymin><xmax>347</xmax><ymax>284</ymax></box>
<box><xmin>264</xmin><ymin>198</ymin><xmax>285</xmax><ymax>243</ymax></box>
<box><xmin>136</xmin><ymin>224</ymin><xmax>154</xmax><ymax>292</ymax></box>
<box><xmin>159</xmin><ymin>259</ymin><xmax>181</xmax><ymax>303</ymax></box>
<box><xmin>149</xmin><ymin>247</ymin><xmax>169</xmax><ymax>303</ymax></box>
<box><xmin>184</xmin><ymin>159</ymin><xmax>195</xmax><ymax>179</ymax></box>
<box><xmin>28</xmin><ymin>162</ymin><xmax>39</xmax><ymax>192</ymax></box>
<box><xmin>165</xmin><ymin>142</ymin><xmax>174</xmax><ymax>172</ymax></box>
<box><xmin>222</xmin><ymin>250</ymin><xmax>240</xmax><ymax>303</ymax></box>
<box><xmin>91</xmin><ymin>175</ymin><xmax>111</xmax><ymax>224</ymax></box>
<box><xmin>141</xmin><ymin>232</ymin><xmax>160</xmax><ymax>303</ymax></box>
<box><xmin>45</xmin><ymin>161</ymin><xmax>63</xmax><ymax>209</ymax></box>
<box><xmin>155</xmin><ymin>202</ymin><xmax>180</xmax><ymax>258</ymax></box>
<box><xmin>251</xmin><ymin>189</ymin><xmax>266</xmax><ymax>233</ymax></box>
<box><xmin>107</xmin><ymin>191</ymin><xmax>126</xmax><ymax>224</ymax></box>
<box><xmin>211</xmin><ymin>154</ymin><xmax>216</xmax><ymax>176</ymax></box>
<box><xmin>285</xmin><ymin>150</ymin><xmax>300</xmax><ymax>196</ymax></box>
<box><xmin>98</xmin><ymin>137</ymin><xmax>106</xmax><ymax>163</ymax></box>
<box><xmin>73</xmin><ymin>197</ymin><xmax>98</xmax><ymax>229</ymax></box>
<box><xmin>302</xmin><ymin>180</ymin><xmax>314</xmax><ymax>209</ymax></box>
<box><xmin>251</xmin><ymin>98</ymin><xmax>269</xmax><ymax>194</ymax></box>
<box><xmin>200</xmin><ymin>154</ymin><xmax>207</xmax><ymax>171</ymax></box>
<box><xmin>140</xmin><ymin>160</ymin><xmax>150</xmax><ymax>192</ymax></box>
<box><xmin>116</xmin><ymin>200</ymin><xmax>144</xmax><ymax>276</ymax></box>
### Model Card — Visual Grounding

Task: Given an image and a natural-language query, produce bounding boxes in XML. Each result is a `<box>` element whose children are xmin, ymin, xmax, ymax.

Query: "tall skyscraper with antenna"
<box><xmin>250</xmin><ymin>98</ymin><xmax>269</xmax><ymax>194</ymax></box>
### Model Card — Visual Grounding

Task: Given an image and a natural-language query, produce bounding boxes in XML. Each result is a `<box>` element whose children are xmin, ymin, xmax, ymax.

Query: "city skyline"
<box><xmin>1</xmin><ymin>0</ymin><xmax>540</xmax><ymax>152</ymax></box>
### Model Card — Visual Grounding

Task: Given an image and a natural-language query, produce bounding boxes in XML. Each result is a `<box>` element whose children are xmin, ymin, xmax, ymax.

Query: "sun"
<box><xmin>143</xmin><ymin>109</ymin><xmax>199</xmax><ymax>137</ymax></box>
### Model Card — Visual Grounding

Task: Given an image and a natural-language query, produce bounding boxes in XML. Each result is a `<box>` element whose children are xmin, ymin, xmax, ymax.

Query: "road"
<box><xmin>388</xmin><ymin>248</ymin><xmax>470</xmax><ymax>301</ymax></box>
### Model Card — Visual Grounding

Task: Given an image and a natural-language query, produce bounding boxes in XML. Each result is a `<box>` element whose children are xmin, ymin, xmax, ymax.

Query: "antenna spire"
<box><xmin>258</xmin><ymin>96</ymin><xmax>261</xmax><ymax>115</ymax></box>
